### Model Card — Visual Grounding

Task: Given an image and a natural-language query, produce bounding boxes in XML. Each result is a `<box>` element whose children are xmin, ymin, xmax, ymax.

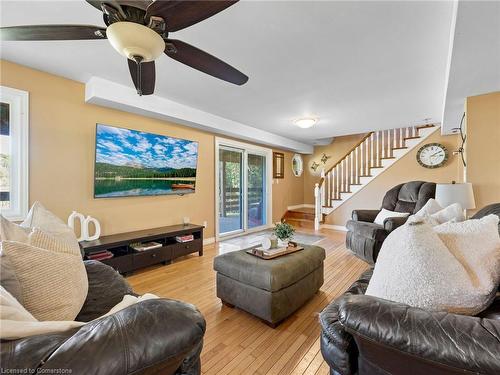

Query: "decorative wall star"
<box><xmin>321</xmin><ymin>153</ymin><xmax>332</xmax><ymax>164</ymax></box>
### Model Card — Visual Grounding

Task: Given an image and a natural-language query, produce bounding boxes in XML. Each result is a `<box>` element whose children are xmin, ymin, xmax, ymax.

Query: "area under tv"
<box><xmin>80</xmin><ymin>224</ymin><xmax>204</xmax><ymax>274</ymax></box>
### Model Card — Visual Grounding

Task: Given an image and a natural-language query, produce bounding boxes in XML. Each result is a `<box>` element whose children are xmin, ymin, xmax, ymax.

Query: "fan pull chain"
<box><xmin>133</xmin><ymin>55</ymin><xmax>144</xmax><ymax>96</ymax></box>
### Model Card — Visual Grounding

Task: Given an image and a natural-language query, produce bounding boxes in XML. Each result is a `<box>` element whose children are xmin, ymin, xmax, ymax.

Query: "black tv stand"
<box><xmin>80</xmin><ymin>224</ymin><xmax>204</xmax><ymax>274</ymax></box>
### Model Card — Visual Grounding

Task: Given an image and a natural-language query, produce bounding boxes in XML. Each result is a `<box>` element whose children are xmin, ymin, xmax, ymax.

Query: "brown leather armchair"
<box><xmin>1</xmin><ymin>261</ymin><xmax>206</xmax><ymax>375</ymax></box>
<box><xmin>346</xmin><ymin>181</ymin><xmax>436</xmax><ymax>264</ymax></box>
<box><xmin>320</xmin><ymin>203</ymin><xmax>500</xmax><ymax>375</ymax></box>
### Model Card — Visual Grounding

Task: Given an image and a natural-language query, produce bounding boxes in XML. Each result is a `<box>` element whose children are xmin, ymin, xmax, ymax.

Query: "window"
<box><xmin>0</xmin><ymin>86</ymin><xmax>29</xmax><ymax>221</ymax></box>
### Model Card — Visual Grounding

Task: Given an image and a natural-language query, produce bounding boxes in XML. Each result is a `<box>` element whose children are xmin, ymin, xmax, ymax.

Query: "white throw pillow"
<box><xmin>0</xmin><ymin>229</ymin><xmax>88</xmax><ymax>321</ymax></box>
<box><xmin>373</xmin><ymin>208</ymin><xmax>410</xmax><ymax>226</ymax></box>
<box><xmin>434</xmin><ymin>216</ymin><xmax>500</xmax><ymax>288</ymax></box>
<box><xmin>21</xmin><ymin>202</ymin><xmax>80</xmax><ymax>253</ymax></box>
<box><xmin>430</xmin><ymin>203</ymin><xmax>465</xmax><ymax>224</ymax></box>
<box><xmin>414</xmin><ymin>198</ymin><xmax>442</xmax><ymax>217</ymax></box>
<box><xmin>366</xmin><ymin>215</ymin><xmax>500</xmax><ymax>315</ymax></box>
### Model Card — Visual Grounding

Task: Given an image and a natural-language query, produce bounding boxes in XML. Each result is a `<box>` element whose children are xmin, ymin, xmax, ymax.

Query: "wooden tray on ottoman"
<box><xmin>246</xmin><ymin>246</ymin><xmax>304</xmax><ymax>260</ymax></box>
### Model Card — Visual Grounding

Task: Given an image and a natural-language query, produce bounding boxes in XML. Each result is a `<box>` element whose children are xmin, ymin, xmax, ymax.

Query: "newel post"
<box><xmin>314</xmin><ymin>182</ymin><xmax>321</xmax><ymax>231</ymax></box>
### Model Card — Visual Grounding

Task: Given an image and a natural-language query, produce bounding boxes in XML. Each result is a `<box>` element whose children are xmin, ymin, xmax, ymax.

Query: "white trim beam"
<box><xmin>85</xmin><ymin>77</ymin><xmax>313</xmax><ymax>154</ymax></box>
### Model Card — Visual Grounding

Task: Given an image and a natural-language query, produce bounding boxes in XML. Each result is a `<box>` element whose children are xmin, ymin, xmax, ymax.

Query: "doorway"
<box><xmin>216</xmin><ymin>138</ymin><xmax>272</xmax><ymax>239</ymax></box>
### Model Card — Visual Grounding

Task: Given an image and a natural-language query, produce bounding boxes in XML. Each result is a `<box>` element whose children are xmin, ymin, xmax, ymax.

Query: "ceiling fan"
<box><xmin>0</xmin><ymin>0</ymin><xmax>249</xmax><ymax>95</ymax></box>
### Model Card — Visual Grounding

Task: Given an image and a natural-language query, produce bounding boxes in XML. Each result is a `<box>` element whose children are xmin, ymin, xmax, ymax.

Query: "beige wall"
<box><xmin>324</xmin><ymin>130</ymin><xmax>462</xmax><ymax>226</ymax></box>
<box><xmin>303</xmin><ymin>133</ymin><xmax>367</xmax><ymax>204</ymax></box>
<box><xmin>272</xmin><ymin>150</ymin><xmax>304</xmax><ymax>222</ymax></box>
<box><xmin>6</xmin><ymin>59</ymin><xmax>488</xmax><ymax>234</ymax></box>
<box><xmin>0</xmin><ymin>60</ymin><xmax>303</xmax><ymax>237</ymax></box>
<box><xmin>465</xmin><ymin>91</ymin><xmax>500</xmax><ymax>212</ymax></box>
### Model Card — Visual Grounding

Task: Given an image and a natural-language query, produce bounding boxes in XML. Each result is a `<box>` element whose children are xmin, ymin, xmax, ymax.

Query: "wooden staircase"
<box><xmin>282</xmin><ymin>207</ymin><xmax>319</xmax><ymax>229</ymax></box>
<box><xmin>311</xmin><ymin>124</ymin><xmax>440</xmax><ymax>229</ymax></box>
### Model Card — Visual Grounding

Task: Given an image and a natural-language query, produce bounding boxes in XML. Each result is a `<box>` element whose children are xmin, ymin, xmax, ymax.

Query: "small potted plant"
<box><xmin>273</xmin><ymin>221</ymin><xmax>295</xmax><ymax>247</ymax></box>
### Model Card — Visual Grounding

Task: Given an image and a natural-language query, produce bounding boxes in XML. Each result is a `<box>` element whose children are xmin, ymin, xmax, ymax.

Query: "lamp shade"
<box><xmin>435</xmin><ymin>183</ymin><xmax>476</xmax><ymax>209</ymax></box>
<box><xmin>106</xmin><ymin>22</ymin><xmax>165</xmax><ymax>62</ymax></box>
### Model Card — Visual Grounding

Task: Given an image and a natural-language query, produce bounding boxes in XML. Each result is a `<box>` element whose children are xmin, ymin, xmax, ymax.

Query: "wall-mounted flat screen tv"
<box><xmin>94</xmin><ymin>124</ymin><xmax>199</xmax><ymax>198</ymax></box>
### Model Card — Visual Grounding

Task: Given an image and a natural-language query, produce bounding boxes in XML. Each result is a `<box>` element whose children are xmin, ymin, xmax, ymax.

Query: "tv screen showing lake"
<box><xmin>94</xmin><ymin>124</ymin><xmax>198</xmax><ymax>198</ymax></box>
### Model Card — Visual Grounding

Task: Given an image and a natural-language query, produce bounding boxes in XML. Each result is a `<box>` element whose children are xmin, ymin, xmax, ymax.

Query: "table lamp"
<box><xmin>435</xmin><ymin>182</ymin><xmax>476</xmax><ymax>213</ymax></box>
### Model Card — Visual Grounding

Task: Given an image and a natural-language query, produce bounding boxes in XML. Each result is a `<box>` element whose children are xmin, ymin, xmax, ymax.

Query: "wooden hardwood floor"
<box><xmin>127</xmin><ymin>229</ymin><xmax>369</xmax><ymax>375</ymax></box>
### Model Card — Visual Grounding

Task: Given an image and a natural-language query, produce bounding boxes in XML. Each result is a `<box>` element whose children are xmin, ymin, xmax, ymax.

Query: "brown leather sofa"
<box><xmin>320</xmin><ymin>203</ymin><xmax>500</xmax><ymax>375</ymax></box>
<box><xmin>0</xmin><ymin>261</ymin><xmax>206</xmax><ymax>375</ymax></box>
<box><xmin>346</xmin><ymin>181</ymin><xmax>436</xmax><ymax>264</ymax></box>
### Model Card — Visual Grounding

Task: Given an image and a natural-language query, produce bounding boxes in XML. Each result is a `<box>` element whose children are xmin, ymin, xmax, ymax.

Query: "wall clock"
<box><xmin>416</xmin><ymin>143</ymin><xmax>448</xmax><ymax>168</ymax></box>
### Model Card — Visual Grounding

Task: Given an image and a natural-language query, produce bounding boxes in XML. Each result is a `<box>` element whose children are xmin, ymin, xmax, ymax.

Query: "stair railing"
<box><xmin>313</xmin><ymin>125</ymin><xmax>434</xmax><ymax>229</ymax></box>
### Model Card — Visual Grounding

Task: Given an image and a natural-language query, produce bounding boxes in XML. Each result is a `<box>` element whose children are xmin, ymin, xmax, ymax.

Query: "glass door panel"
<box><xmin>218</xmin><ymin>148</ymin><xmax>243</xmax><ymax>235</ymax></box>
<box><xmin>247</xmin><ymin>153</ymin><xmax>266</xmax><ymax>229</ymax></box>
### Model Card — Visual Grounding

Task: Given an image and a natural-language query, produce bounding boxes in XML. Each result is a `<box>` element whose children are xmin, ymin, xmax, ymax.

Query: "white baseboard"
<box><xmin>203</xmin><ymin>237</ymin><xmax>215</xmax><ymax>246</ymax></box>
<box><xmin>287</xmin><ymin>203</ymin><xmax>315</xmax><ymax>210</ymax></box>
<box><xmin>320</xmin><ymin>224</ymin><xmax>347</xmax><ymax>231</ymax></box>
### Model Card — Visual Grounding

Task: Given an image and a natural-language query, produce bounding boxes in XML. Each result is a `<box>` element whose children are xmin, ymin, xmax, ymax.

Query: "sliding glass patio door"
<box><xmin>247</xmin><ymin>153</ymin><xmax>266</xmax><ymax>229</ymax></box>
<box><xmin>218</xmin><ymin>147</ymin><xmax>243</xmax><ymax>235</ymax></box>
<box><xmin>217</xmin><ymin>141</ymin><xmax>271</xmax><ymax>238</ymax></box>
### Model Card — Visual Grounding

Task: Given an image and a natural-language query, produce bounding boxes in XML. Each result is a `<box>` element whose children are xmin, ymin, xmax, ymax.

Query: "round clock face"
<box><xmin>416</xmin><ymin>143</ymin><xmax>448</xmax><ymax>168</ymax></box>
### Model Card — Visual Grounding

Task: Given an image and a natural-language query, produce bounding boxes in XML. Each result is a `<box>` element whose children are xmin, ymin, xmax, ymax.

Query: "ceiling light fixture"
<box><xmin>106</xmin><ymin>22</ymin><xmax>165</xmax><ymax>62</ymax></box>
<box><xmin>294</xmin><ymin>117</ymin><xmax>318</xmax><ymax>129</ymax></box>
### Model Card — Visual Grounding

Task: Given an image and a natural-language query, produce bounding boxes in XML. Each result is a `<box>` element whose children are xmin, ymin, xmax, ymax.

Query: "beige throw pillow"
<box><xmin>0</xmin><ymin>216</ymin><xmax>30</xmax><ymax>304</ymax></box>
<box><xmin>1</xmin><ymin>229</ymin><xmax>88</xmax><ymax>321</ymax></box>
<box><xmin>0</xmin><ymin>215</ymin><xmax>29</xmax><ymax>242</ymax></box>
<box><xmin>0</xmin><ymin>254</ymin><xmax>24</xmax><ymax>305</ymax></box>
<box><xmin>21</xmin><ymin>202</ymin><xmax>80</xmax><ymax>253</ymax></box>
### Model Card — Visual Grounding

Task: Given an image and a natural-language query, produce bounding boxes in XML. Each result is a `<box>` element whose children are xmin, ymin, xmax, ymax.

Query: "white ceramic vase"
<box><xmin>277</xmin><ymin>239</ymin><xmax>289</xmax><ymax>248</ymax></box>
<box><xmin>67</xmin><ymin>211</ymin><xmax>101</xmax><ymax>241</ymax></box>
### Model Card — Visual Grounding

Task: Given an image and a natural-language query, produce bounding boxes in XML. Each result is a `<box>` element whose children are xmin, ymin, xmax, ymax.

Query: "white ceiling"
<box><xmin>0</xmin><ymin>1</ymin><xmax>465</xmax><ymax>146</ymax></box>
<box><xmin>442</xmin><ymin>0</ymin><xmax>500</xmax><ymax>134</ymax></box>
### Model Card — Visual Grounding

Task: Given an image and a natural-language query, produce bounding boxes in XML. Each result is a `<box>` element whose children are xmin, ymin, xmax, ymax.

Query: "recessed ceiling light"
<box><xmin>294</xmin><ymin>117</ymin><xmax>318</xmax><ymax>128</ymax></box>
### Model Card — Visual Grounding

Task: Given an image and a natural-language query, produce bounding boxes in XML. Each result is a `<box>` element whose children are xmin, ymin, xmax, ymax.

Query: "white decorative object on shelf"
<box><xmin>67</xmin><ymin>211</ymin><xmax>86</xmax><ymax>241</ymax></box>
<box><xmin>67</xmin><ymin>211</ymin><xmax>101</xmax><ymax>241</ymax></box>
<box><xmin>83</xmin><ymin>216</ymin><xmax>101</xmax><ymax>241</ymax></box>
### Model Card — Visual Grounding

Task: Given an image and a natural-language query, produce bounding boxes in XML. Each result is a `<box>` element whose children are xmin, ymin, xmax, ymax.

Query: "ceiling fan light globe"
<box><xmin>106</xmin><ymin>22</ymin><xmax>164</xmax><ymax>62</ymax></box>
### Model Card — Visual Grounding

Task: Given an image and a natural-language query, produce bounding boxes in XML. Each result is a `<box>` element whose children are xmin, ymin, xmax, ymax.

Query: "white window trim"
<box><xmin>215</xmin><ymin>137</ymin><xmax>273</xmax><ymax>241</ymax></box>
<box><xmin>1</xmin><ymin>86</ymin><xmax>29</xmax><ymax>221</ymax></box>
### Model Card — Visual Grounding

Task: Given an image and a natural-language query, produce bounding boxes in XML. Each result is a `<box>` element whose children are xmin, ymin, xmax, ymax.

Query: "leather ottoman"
<box><xmin>213</xmin><ymin>245</ymin><xmax>325</xmax><ymax>327</ymax></box>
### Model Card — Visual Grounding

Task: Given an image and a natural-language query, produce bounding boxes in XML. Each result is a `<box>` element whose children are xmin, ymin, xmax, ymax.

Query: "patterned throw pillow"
<box><xmin>1</xmin><ymin>229</ymin><xmax>88</xmax><ymax>321</ymax></box>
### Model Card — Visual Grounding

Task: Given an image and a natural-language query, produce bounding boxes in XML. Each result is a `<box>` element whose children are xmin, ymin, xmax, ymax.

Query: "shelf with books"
<box><xmin>80</xmin><ymin>223</ymin><xmax>204</xmax><ymax>274</ymax></box>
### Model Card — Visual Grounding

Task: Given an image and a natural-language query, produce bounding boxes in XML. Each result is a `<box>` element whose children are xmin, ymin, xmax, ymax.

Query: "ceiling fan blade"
<box><xmin>165</xmin><ymin>39</ymin><xmax>248</xmax><ymax>85</ymax></box>
<box><xmin>146</xmin><ymin>1</ymin><xmax>238</xmax><ymax>32</ymax></box>
<box><xmin>127</xmin><ymin>59</ymin><xmax>156</xmax><ymax>95</ymax></box>
<box><xmin>85</xmin><ymin>0</ymin><xmax>106</xmax><ymax>11</ymax></box>
<box><xmin>0</xmin><ymin>25</ymin><xmax>107</xmax><ymax>41</ymax></box>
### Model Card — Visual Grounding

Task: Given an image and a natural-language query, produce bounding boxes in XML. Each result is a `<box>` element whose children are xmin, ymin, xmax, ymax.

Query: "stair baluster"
<box><xmin>314</xmin><ymin>124</ymin><xmax>437</xmax><ymax>229</ymax></box>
